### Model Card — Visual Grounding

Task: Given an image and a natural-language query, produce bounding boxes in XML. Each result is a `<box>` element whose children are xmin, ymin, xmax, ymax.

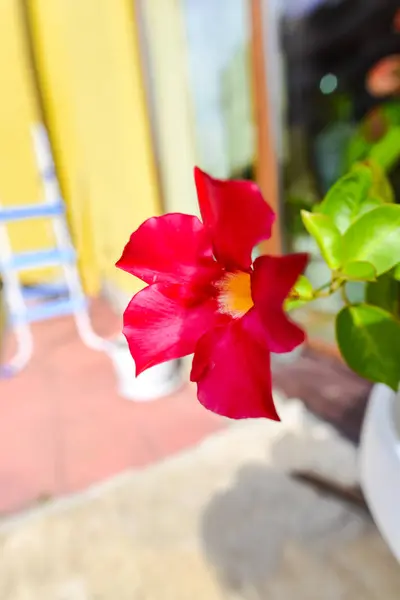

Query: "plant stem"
<box><xmin>312</xmin><ymin>277</ymin><xmax>341</xmax><ymax>300</ymax></box>
<box><xmin>292</xmin><ymin>277</ymin><xmax>345</xmax><ymax>306</ymax></box>
<box><xmin>340</xmin><ymin>284</ymin><xmax>351</xmax><ymax>306</ymax></box>
<box><xmin>313</xmin><ymin>281</ymin><xmax>331</xmax><ymax>294</ymax></box>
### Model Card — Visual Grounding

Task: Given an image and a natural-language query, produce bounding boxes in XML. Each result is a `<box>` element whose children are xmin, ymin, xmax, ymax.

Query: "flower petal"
<box><xmin>191</xmin><ymin>314</ymin><xmax>279</xmax><ymax>421</ymax></box>
<box><xmin>194</xmin><ymin>167</ymin><xmax>275</xmax><ymax>271</ymax></box>
<box><xmin>251</xmin><ymin>254</ymin><xmax>308</xmax><ymax>353</ymax></box>
<box><xmin>116</xmin><ymin>213</ymin><xmax>221</xmax><ymax>288</ymax></box>
<box><xmin>123</xmin><ymin>283</ymin><xmax>226</xmax><ymax>376</ymax></box>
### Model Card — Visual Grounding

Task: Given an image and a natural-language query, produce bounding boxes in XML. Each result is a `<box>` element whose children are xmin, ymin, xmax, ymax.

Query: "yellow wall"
<box><xmin>0</xmin><ymin>0</ymin><xmax>54</xmax><ymax>283</ymax></box>
<box><xmin>27</xmin><ymin>0</ymin><xmax>161</xmax><ymax>296</ymax></box>
<box><xmin>140</xmin><ymin>0</ymin><xmax>199</xmax><ymax>216</ymax></box>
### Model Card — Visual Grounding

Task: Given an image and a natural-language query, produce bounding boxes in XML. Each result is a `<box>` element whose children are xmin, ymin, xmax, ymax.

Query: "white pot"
<box><xmin>359</xmin><ymin>384</ymin><xmax>400</xmax><ymax>561</ymax></box>
<box><xmin>107</xmin><ymin>336</ymin><xmax>183</xmax><ymax>401</ymax></box>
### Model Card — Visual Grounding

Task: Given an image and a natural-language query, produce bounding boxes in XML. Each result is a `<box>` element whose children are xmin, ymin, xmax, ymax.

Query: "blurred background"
<box><xmin>0</xmin><ymin>1</ymin><xmax>399</xmax><ymax>598</ymax></box>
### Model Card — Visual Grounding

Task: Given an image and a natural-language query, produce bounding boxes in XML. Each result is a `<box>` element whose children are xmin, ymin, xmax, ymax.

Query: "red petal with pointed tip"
<box><xmin>194</xmin><ymin>167</ymin><xmax>275</xmax><ymax>272</ymax></box>
<box><xmin>251</xmin><ymin>253</ymin><xmax>308</xmax><ymax>353</ymax></box>
<box><xmin>123</xmin><ymin>283</ymin><xmax>227</xmax><ymax>376</ymax></box>
<box><xmin>191</xmin><ymin>313</ymin><xmax>279</xmax><ymax>421</ymax></box>
<box><xmin>116</xmin><ymin>213</ymin><xmax>221</xmax><ymax>289</ymax></box>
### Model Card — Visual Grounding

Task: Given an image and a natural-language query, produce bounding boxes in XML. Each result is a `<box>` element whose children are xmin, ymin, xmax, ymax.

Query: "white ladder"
<box><xmin>0</xmin><ymin>124</ymin><xmax>112</xmax><ymax>377</ymax></box>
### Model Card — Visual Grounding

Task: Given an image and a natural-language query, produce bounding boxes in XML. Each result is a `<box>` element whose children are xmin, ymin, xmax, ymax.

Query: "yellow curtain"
<box><xmin>27</xmin><ymin>0</ymin><xmax>161</xmax><ymax>296</ymax></box>
<box><xmin>0</xmin><ymin>0</ymin><xmax>54</xmax><ymax>283</ymax></box>
<box><xmin>139</xmin><ymin>0</ymin><xmax>199</xmax><ymax>216</ymax></box>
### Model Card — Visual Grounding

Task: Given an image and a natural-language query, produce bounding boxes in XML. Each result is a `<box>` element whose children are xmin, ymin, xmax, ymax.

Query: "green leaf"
<box><xmin>341</xmin><ymin>261</ymin><xmax>376</xmax><ymax>282</ymax></box>
<box><xmin>285</xmin><ymin>298</ymin><xmax>308</xmax><ymax>312</ymax></box>
<box><xmin>355</xmin><ymin>196</ymin><xmax>383</xmax><ymax>218</ymax></box>
<box><xmin>301</xmin><ymin>211</ymin><xmax>342</xmax><ymax>269</ymax></box>
<box><xmin>394</xmin><ymin>264</ymin><xmax>400</xmax><ymax>281</ymax></box>
<box><xmin>355</xmin><ymin>160</ymin><xmax>394</xmax><ymax>204</ymax></box>
<box><xmin>368</xmin><ymin>126</ymin><xmax>400</xmax><ymax>172</ymax></box>
<box><xmin>366</xmin><ymin>272</ymin><xmax>399</xmax><ymax>314</ymax></box>
<box><xmin>318</xmin><ymin>167</ymin><xmax>372</xmax><ymax>233</ymax></box>
<box><xmin>336</xmin><ymin>304</ymin><xmax>400</xmax><ymax>391</ymax></box>
<box><xmin>346</xmin><ymin>131</ymin><xmax>371</xmax><ymax>168</ymax></box>
<box><xmin>293</xmin><ymin>275</ymin><xmax>314</xmax><ymax>299</ymax></box>
<box><xmin>342</xmin><ymin>205</ymin><xmax>400</xmax><ymax>276</ymax></box>
<box><xmin>285</xmin><ymin>275</ymin><xmax>314</xmax><ymax>312</ymax></box>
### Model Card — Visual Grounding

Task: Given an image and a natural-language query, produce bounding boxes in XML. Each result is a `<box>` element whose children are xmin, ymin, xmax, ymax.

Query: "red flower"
<box><xmin>394</xmin><ymin>9</ymin><xmax>400</xmax><ymax>33</ymax></box>
<box><xmin>116</xmin><ymin>168</ymin><xmax>308</xmax><ymax>421</ymax></box>
<box><xmin>366</xmin><ymin>55</ymin><xmax>400</xmax><ymax>98</ymax></box>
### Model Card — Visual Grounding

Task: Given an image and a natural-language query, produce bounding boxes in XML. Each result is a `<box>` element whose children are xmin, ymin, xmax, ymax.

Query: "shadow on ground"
<box><xmin>200</xmin><ymin>463</ymin><xmax>378</xmax><ymax>599</ymax></box>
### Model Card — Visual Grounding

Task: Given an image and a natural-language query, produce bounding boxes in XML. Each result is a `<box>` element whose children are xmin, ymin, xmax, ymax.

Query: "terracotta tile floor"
<box><xmin>0</xmin><ymin>299</ymin><xmax>224</xmax><ymax>515</ymax></box>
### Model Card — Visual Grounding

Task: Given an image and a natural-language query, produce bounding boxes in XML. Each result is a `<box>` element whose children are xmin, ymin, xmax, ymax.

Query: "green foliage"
<box><xmin>356</xmin><ymin>160</ymin><xmax>394</xmax><ymax>204</ymax></box>
<box><xmin>336</xmin><ymin>304</ymin><xmax>400</xmax><ymax>391</ymax></box>
<box><xmin>346</xmin><ymin>130</ymin><xmax>370</xmax><ymax>167</ymax></box>
<box><xmin>369</xmin><ymin>127</ymin><xmax>400</xmax><ymax>172</ymax></box>
<box><xmin>302</xmin><ymin>162</ymin><xmax>400</xmax><ymax>278</ymax></box>
<box><xmin>293</xmin><ymin>275</ymin><xmax>314</xmax><ymax>300</ymax></box>
<box><xmin>294</xmin><ymin>157</ymin><xmax>400</xmax><ymax>391</ymax></box>
<box><xmin>345</xmin><ymin>101</ymin><xmax>400</xmax><ymax>172</ymax></box>
<box><xmin>300</xmin><ymin>211</ymin><xmax>342</xmax><ymax>269</ymax></box>
<box><xmin>394</xmin><ymin>264</ymin><xmax>400</xmax><ymax>281</ymax></box>
<box><xmin>341</xmin><ymin>205</ymin><xmax>400</xmax><ymax>276</ymax></box>
<box><xmin>285</xmin><ymin>275</ymin><xmax>314</xmax><ymax>311</ymax></box>
<box><xmin>341</xmin><ymin>261</ymin><xmax>376</xmax><ymax>282</ymax></box>
<box><xmin>366</xmin><ymin>272</ymin><xmax>399</xmax><ymax>314</ymax></box>
<box><xmin>317</xmin><ymin>161</ymin><xmax>394</xmax><ymax>234</ymax></box>
<box><xmin>318</xmin><ymin>166</ymin><xmax>373</xmax><ymax>233</ymax></box>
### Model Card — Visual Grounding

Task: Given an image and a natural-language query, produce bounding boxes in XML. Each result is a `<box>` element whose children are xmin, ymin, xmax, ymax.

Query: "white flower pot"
<box><xmin>359</xmin><ymin>384</ymin><xmax>400</xmax><ymax>561</ymax></box>
<box><xmin>108</xmin><ymin>336</ymin><xmax>183</xmax><ymax>401</ymax></box>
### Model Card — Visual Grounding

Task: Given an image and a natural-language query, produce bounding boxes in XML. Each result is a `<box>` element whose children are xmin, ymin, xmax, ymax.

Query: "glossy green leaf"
<box><xmin>355</xmin><ymin>196</ymin><xmax>383</xmax><ymax>218</ymax></box>
<box><xmin>318</xmin><ymin>167</ymin><xmax>372</xmax><ymax>233</ymax></box>
<box><xmin>293</xmin><ymin>275</ymin><xmax>314</xmax><ymax>299</ymax></box>
<box><xmin>285</xmin><ymin>275</ymin><xmax>314</xmax><ymax>312</ymax></box>
<box><xmin>301</xmin><ymin>211</ymin><xmax>342</xmax><ymax>269</ymax></box>
<box><xmin>354</xmin><ymin>160</ymin><xmax>394</xmax><ymax>204</ymax></box>
<box><xmin>346</xmin><ymin>131</ymin><xmax>371</xmax><ymax>168</ymax></box>
<box><xmin>285</xmin><ymin>298</ymin><xmax>308</xmax><ymax>312</ymax></box>
<box><xmin>366</xmin><ymin>272</ymin><xmax>399</xmax><ymax>314</ymax></box>
<box><xmin>342</xmin><ymin>205</ymin><xmax>400</xmax><ymax>276</ymax></box>
<box><xmin>368</xmin><ymin>126</ymin><xmax>400</xmax><ymax>172</ymax></box>
<box><xmin>394</xmin><ymin>264</ymin><xmax>400</xmax><ymax>281</ymax></box>
<box><xmin>336</xmin><ymin>304</ymin><xmax>400</xmax><ymax>391</ymax></box>
<box><xmin>341</xmin><ymin>261</ymin><xmax>376</xmax><ymax>282</ymax></box>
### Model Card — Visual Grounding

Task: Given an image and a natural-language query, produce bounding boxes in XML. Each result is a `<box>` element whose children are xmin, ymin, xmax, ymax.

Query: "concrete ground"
<box><xmin>1</xmin><ymin>398</ymin><xmax>399</xmax><ymax>600</ymax></box>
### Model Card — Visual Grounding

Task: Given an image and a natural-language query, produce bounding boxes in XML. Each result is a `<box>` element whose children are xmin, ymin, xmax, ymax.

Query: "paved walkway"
<box><xmin>1</xmin><ymin>408</ymin><xmax>399</xmax><ymax>600</ymax></box>
<box><xmin>1</xmin><ymin>299</ymin><xmax>399</xmax><ymax>598</ymax></box>
<box><xmin>0</xmin><ymin>300</ymin><xmax>223</xmax><ymax>514</ymax></box>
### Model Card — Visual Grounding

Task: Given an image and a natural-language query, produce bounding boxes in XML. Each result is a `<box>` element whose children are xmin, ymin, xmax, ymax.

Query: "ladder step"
<box><xmin>0</xmin><ymin>203</ymin><xmax>64</xmax><ymax>222</ymax></box>
<box><xmin>22</xmin><ymin>283</ymin><xmax>69</xmax><ymax>299</ymax></box>
<box><xmin>5</xmin><ymin>248</ymin><xmax>75</xmax><ymax>271</ymax></box>
<box><xmin>10</xmin><ymin>297</ymin><xmax>87</xmax><ymax>324</ymax></box>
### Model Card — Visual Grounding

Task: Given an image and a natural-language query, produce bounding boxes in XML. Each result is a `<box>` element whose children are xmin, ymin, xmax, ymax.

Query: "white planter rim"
<box><xmin>360</xmin><ymin>383</ymin><xmax>400</xmax><ymax>562</ymax></box>
<box><xmin>107</xmin><ymin>336</ymin><xmax>184</xmax><ymax>401</ymax></box>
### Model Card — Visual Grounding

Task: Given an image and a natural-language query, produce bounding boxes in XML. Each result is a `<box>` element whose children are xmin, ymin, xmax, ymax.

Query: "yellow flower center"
<box><xmin>218</xmin><ymin>272</ymin><xmax>254</xmax><ymax>317</ymax></box>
